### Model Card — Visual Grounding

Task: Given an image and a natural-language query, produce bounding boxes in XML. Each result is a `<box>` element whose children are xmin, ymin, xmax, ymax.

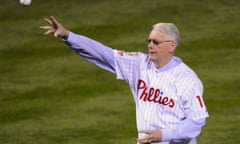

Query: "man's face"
<box><xmin>147</xmin><ymin>30</ymin><xmax>176</xmax><ymax>64</ymax></box>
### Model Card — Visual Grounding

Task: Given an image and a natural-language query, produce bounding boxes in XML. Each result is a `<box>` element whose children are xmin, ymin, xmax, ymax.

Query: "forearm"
<box><xmin>62</xmin><ymin>32</ymin><xmax>115</xmax><ymax>73</ymax></box>
<box><xmin>161</xmin><ymin>118</ymin><xmax>206</xmax><ymax>142</ymax></box>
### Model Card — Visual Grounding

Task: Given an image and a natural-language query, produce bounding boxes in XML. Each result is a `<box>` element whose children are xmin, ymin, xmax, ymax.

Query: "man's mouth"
<box><xmin>149</xmin><ymin>51</ymin><xmax>156</xmax><ymax>55</ymax></box>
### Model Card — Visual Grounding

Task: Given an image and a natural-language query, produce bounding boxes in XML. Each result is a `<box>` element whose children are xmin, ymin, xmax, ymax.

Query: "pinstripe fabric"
<box><xmin>114</xmin><ymin>50</ymin><xmax>208</xmax><ymax>144</ymax></box>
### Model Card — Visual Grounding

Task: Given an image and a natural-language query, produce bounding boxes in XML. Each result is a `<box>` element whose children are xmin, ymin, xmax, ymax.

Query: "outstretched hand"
<box><xmin>40</xmin><ymin>16</ymin><xmax>69</xmax><ymax>38</ymax></box>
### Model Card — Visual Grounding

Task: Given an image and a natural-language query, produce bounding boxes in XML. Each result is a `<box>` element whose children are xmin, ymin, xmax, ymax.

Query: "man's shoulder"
<box><xmin>172</xmin><ymin>62</ymin><xmax>202</xmax><ymax>83</ymax></box>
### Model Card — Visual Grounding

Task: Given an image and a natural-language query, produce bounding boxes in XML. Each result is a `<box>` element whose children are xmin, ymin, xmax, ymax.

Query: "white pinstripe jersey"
<box><xmin>113</xmin><ymin>50</ymin><xmax>209</xmax><ymax>140</ymax></box>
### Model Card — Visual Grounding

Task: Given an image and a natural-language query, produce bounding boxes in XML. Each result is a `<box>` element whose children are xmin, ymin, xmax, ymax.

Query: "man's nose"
<box><xmin>148</xmin><ymin>43</ymin><xmax>154</xmax><ymax>49</ymax></box>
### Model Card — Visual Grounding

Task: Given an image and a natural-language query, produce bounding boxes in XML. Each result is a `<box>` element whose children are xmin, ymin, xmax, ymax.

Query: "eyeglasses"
<box><xmin>146</xmin><ymin>39</ymin><xmax>173</xmax><ymax>45</ymax></box>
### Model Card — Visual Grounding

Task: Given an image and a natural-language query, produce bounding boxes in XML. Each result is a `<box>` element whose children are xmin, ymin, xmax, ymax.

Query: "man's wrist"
<box><xmin>61</xmin><ymin>30</ymin><xmax>69</xmax><ymax>39</ymax></box>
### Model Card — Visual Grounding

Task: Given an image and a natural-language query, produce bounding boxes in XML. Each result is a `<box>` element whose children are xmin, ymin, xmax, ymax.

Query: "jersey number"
<box><xmin>196</xmin><ymin>96</ymin><xmax>204</xmax><ymax>108</ymax></box>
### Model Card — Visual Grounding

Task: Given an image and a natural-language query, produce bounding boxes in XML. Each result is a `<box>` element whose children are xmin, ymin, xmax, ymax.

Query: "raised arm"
<box><xmin>40</xmin><ymin>16</ymin><xmax>115</xmax><ymax>73</ymax></box>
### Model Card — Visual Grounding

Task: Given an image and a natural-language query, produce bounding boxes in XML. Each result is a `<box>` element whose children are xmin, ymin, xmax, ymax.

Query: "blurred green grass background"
<box><xmin>0</xmin><ymin>0</ymin><xmax>240</xmax><ymax>143</ymax></box>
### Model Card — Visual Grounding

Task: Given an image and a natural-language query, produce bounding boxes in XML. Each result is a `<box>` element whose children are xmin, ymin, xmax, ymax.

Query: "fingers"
<box><xmin>50</xmin><ymin>16</ymin><xmax>65</xmax><ymax>37</ymax></box>
<box><xmin>44</xmin><ymin>30</ymin><xmax>54</xmax><ymax>35</ymax></box>
<box><xmin>139</xmin><ymin>130</ymin><xmax>151</xmax><ymax>134</ymax></box>
<box><xmin>138</xmin><ymin>131</ymin><xmax>152</xmax><ymax>144</ymax></box>
<box><xmin>40</xmin><ymin>16</ymin><xmax>58</xmax><ymax>36</ymax></box>
<box><xmin>39</xmin><ymin>26</ymin><xmax>52</xmax><ymax>30</ymax></box>
<box><xmin>43</xmin><ymin>16</ymin><xmax>59</xmax><ymax>26</ymax></box>
<box><xmin>43</xmin><ymin>18</ymin><xmax>53</xmax><ymax>25</ymax></box>
<box><xmin>137</xmin><ymin>130</ymin><xmax>162</xmax><ymax>143</ymax></box>
<box><xmin>138</xmin><ymin>136</ymin><xmax>152</xmax><ymax>143</ymax></box>
<box><xmin>39</xmin><ymin>26</ymin><xmax>54</xmax><ymax>35</ymax></box>
<box><xmin>40</xmin><ymin>16</ymin><xmax>69</xmax><ymax>38</ymax></box>
<box><xmin>50</xmin><ymin>16</ymin><xmax>59</xmax><ymax>25</ymax></box>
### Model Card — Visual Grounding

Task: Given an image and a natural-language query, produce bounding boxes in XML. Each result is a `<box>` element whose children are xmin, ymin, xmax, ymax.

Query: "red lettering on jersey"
<box><xmin>138</xmin><ymin>79</ymin><xmax>147</xmax><ymax>101</ymax></box>
<box><xmin>196</xmin><ymin>96</ymin><xmax>204</xmax><ymax>108</ymax></box>
<box><xmin>147</xmin><ymin>87</ymin><xmax>155</xmax><ymax>102</ymax></box>
<box><xmin>162</xmin><ymin>97</ymin><xmax>169</xmax><ymax>105</ymax></box>
<box><xmin>137</xmin><ymin>79</ymin><xmax>175</xmax><ymax>108</ymax></box>
<box><xmin>169</xmin><ymin>99</ymin><xmax>175</xmax><ymax>108</ymax></box>
<box><xmin>118</xmin><ymin>50</ymin><xmax>125</xmax><ymax>56</ymax></box>
<box><xmin>153</xmin><ymin>89</ymin><xmax>160</xmax><ymax>103</ymax></box>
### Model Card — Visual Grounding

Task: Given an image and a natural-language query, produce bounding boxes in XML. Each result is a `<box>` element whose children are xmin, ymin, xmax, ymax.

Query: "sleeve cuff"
<box><xmin>161</xmin><ymin>129</ymin><xmax>173</xmax><ymax>142</ymax></box>
<box><xmin>61</xmin><ymin>31</ymin><xmax>73</xmax><ymax>42</ymax></box>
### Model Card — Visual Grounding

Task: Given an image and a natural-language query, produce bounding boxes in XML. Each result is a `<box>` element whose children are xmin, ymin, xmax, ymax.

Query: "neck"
<box><xmin>154</xmin><ymin>55</ymin><xmax>173</xmax><ymax>69</ymax></box>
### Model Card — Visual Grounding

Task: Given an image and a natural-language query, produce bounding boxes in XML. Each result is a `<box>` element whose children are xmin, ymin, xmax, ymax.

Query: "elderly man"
<box><xmin>40</xmin><ymin>16</ymin><xmax>209</xmax><ymax>144</ymax></box>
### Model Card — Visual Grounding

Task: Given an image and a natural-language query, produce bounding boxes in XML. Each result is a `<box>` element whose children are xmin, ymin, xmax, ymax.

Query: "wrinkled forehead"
<box><xmin>149</xmin><ymin>29</ymin><xmax>166</xmax><ymax>40</ymax></box>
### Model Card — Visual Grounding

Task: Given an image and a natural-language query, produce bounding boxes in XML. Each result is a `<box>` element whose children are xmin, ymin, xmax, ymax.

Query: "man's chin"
<box><xmin>148</xmin><ymin>55</ymin><xmax>155</xmax><ymax>61</ymax></box>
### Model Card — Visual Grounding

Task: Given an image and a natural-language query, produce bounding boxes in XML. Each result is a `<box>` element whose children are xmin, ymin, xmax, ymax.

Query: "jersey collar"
<box><xmin>156</xmin><ymin>56</ymin><xmax>182</xmax><ymax>72</ymax></box>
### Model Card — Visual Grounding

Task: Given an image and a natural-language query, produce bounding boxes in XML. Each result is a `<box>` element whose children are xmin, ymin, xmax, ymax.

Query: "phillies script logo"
<box><xmin>137</xmin><ymin>79</ymin><xmax>175</xmax><ymax>108</ymax></box>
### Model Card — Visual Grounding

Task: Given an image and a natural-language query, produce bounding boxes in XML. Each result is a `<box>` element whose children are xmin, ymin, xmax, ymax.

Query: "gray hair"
<box><xmin>152</xmin><ymin>23</ymin><xmax>180</xmax><ymax>47</ymax></box>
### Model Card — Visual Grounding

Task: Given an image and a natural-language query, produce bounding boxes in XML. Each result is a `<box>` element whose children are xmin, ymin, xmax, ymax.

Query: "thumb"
<box><xmin>54</xmin><ymin>31</ymin><xmax>60</xmax><ymax>37</ymax></box>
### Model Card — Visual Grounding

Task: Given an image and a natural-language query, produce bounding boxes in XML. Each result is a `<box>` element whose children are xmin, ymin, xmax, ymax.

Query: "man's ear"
<box><xmin>170</xmin><ymin>42</ymin><xmax>177</xmax><ymax>53</ymax></box>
